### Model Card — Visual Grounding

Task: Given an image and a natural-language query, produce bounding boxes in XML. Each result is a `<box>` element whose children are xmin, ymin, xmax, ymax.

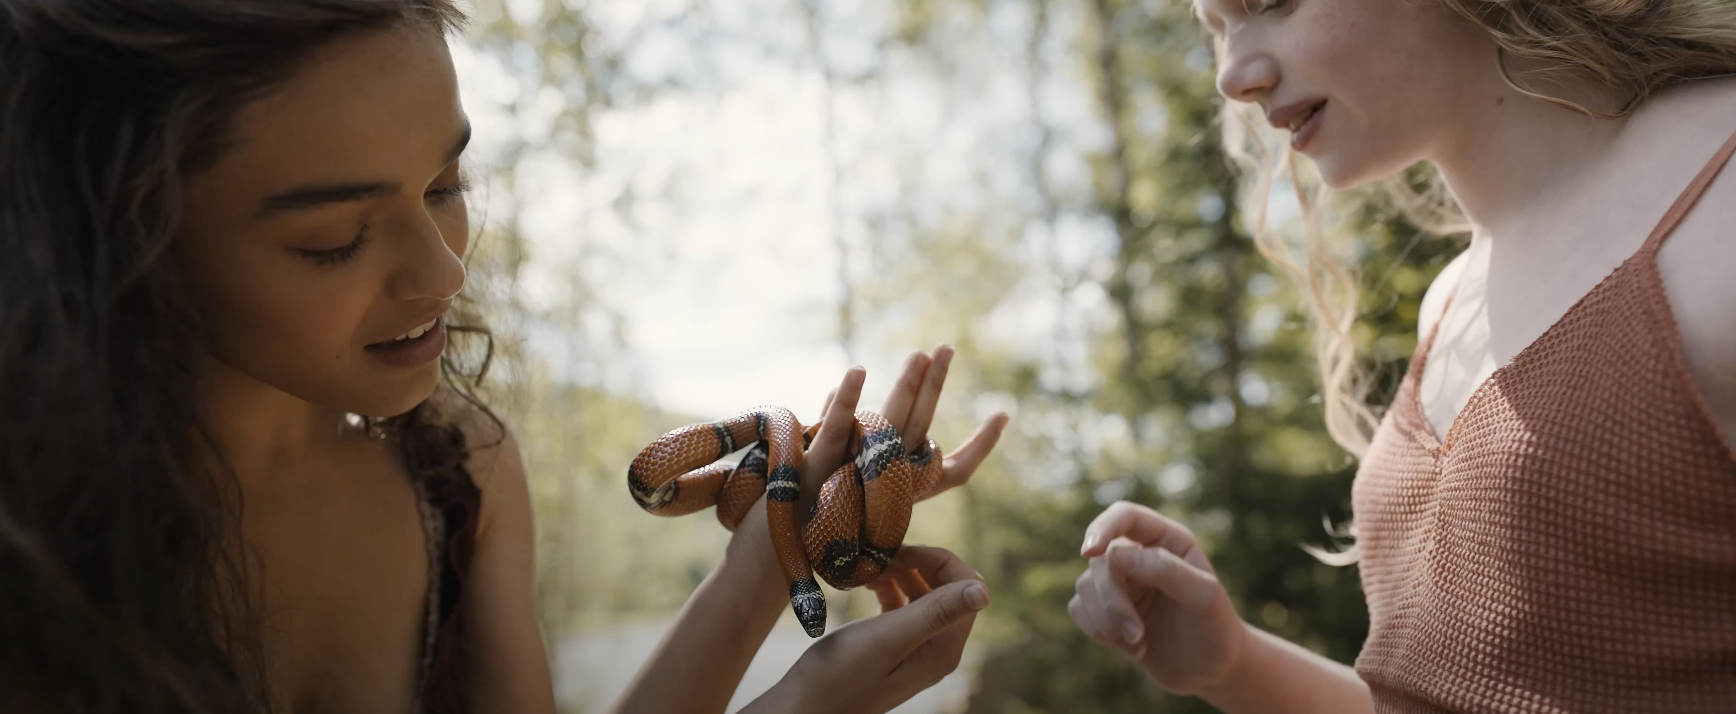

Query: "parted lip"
<box><xmin>1266</xmin><ymin>98</ymin><xmax>1326</xmax><ymax>132</ymax></box>
<box><xmin>370</xmin><ymin>306</ymin><xmax>449</xmax><ymax>346</ymax></box>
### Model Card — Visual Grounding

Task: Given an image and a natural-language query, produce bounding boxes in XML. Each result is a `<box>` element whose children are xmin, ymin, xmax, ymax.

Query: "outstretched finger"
<box><xmin>898</xmin><ymin>344</ymin><xmax>954</xmax><ymax>447</ymax></box>
<box><xmin>878</xmin><ymin>351</ymin><xmax>931</xmax><ymax>436</ymax></box>
<box><xmin>806</xmin><ymin>368</ymin><xmax>864</xmax><ymax>473</ymax></box>
<box><xmin>818</xmin><ymin>388</ymin><xmax>837</xmax><ymax>423</ymax></box>
<box><xmin>922</xmin><ymin>411</ymin><xmax>1010</xmax><ymax>500</ymax></box>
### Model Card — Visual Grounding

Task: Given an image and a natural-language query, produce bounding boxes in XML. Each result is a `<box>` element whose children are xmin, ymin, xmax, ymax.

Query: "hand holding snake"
<box><xmin>628</xmin><ymin>346</ymin><xmax>1010</xmax><ymax>637</ymax></box>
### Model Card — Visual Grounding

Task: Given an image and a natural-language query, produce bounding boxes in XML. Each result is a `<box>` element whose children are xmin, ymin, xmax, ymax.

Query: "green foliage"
<box><xmin>457</xmin><ymin>0</ymin><xmax>1468</xmax><ymax>710</ymax></box>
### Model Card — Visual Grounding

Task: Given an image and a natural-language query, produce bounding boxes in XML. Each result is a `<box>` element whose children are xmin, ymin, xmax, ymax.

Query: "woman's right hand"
<box><xmin>759</xmin><ymin>545</ymin><xmax>990</xmax><ymax>714</ymax></box>
<box><xmin>1069</xmin><ymin>500</ymin><xmax>1250</xmax><ymax>696</ymax></box>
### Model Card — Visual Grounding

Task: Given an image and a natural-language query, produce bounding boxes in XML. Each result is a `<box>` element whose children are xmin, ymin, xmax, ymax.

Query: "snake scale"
<box><xmin>628</xmin><ymin>406</ymin><xmax>942</xmax><ymax>637</ymax></box>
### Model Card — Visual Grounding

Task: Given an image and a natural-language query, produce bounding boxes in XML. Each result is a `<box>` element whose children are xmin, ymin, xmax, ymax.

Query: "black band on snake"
<box><xmin>627</xmin><ymin>406</ymin><xmax>941</xmax><ymax>637</ymax></box>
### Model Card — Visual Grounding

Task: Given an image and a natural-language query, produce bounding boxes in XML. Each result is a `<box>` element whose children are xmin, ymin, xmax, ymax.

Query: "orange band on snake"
<box><xmin>627</xmin><ymin>406</ymin><xmax>942</xmax><ymax>637</ymax></box>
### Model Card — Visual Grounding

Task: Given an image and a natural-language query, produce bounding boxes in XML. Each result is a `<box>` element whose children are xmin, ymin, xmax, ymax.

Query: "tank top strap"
<box><xmin>1640</xmin><ymin>123</ymin><xmax>1736</xmax><ymax>257</ymax></box>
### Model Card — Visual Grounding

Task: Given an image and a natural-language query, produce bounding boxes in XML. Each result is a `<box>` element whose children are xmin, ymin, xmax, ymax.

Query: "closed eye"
<box><xmin>296</xmin><ymin>226</ymin><xmax>372</xmax><ymax>267</ymax></box>
<box><xmin>427</xmin><ymin>173</ymin><xmax>472</xmax><ymax>207</ymax></box>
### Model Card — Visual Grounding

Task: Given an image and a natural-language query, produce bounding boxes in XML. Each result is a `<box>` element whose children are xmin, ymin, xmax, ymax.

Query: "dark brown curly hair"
<box><xmin>0</xmin><ymin>1</ymin><xmax>495</xmax><ymax>711</ymax></box>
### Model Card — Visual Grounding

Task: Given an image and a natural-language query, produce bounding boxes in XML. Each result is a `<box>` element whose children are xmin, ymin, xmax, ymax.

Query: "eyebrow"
<box><xmin>255</xmin><ymin>117</ymin><xmax>472</xmax><ymax>219</ymax></box>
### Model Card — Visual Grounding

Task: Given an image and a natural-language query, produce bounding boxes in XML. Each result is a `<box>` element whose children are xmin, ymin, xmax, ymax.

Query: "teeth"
<box><xmin>394</xmin><ymin>319</ymin><xmax>437</xmax><ymax>342</ymax></box>
<box><xmin>1289</xmin><ymin>105</ymin><xmax>1319</xmax><ymax>132</ymax></box>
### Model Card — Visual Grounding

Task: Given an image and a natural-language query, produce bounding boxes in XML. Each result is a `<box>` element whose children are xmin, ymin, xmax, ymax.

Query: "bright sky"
<box><xmin>451</xmin><ymin>0</ymin><xmax>1084</xmax><ymax>421</ymax></box>
<box><xmin>450</xmin><ymin>0</ymin><xmax>1297</xmax><ymax>427</ymax></box>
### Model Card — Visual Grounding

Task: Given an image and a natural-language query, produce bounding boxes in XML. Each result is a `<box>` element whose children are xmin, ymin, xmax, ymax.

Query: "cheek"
<box><xmin>230</xmin><ymin>275</ymin><xmax>363</xmax><ymax>358</ymax></box>
<box><xmin>1298</xmin><ymin>23</ymin><xmax>1459</xmax><ymax>187</ymax></box>
<box><xmin>183</xmin><ymin>244</ymin><xmax>371</xmax><ymax>377</ymax></box>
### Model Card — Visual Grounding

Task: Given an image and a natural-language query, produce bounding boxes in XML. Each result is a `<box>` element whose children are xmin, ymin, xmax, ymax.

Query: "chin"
<box><xmin>1311</xmin><ymin>154</ymin><xmax>1381</xmax><ymax>191</ymax></box>
<box><xmin>1311</xmin><ymin>141</ymin><xmax>1425</xmax><ymax>191</ymax></box>
<box><xmin>350</xmin><ymin>364</ymin><xmax>444</xmax><ymax>419</ymax></box>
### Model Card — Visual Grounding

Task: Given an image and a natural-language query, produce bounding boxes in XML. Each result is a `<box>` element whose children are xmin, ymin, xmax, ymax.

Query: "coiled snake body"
<box><xmin>628</xmin><ymin>406</ymin><xmax>941</xmax><ymax>637</ymax></box>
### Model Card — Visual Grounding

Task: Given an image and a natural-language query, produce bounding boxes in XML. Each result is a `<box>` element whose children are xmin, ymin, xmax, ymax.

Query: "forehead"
<box><xmin>213</xmin><ymin>27</ymin><xmax>464</xmax><ymax>188</ymax></box>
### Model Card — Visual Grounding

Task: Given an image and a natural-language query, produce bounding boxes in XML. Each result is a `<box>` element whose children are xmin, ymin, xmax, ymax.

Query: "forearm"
<box><xmin>608</xmin><ymin>547</ymin><xmax>788</xmax><ymax>714</ymax></box>
<box><xmin>1197</xmin><ymin>624</ymin><xmax>1373</xmax><ymax>714</ymax></box>
<box><xmin>734</xmin><ymin>678</ymin><xmax>800</xmax><ymax>714</ymax></box>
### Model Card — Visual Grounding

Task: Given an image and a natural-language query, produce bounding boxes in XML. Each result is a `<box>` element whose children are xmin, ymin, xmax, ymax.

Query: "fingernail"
<box><xmin>963</xmin><ymin>583</ymin><xmax>990</xmax><ymax>610</ymax></box>
<box><xmin>1081</xmin><ymin>535</ymin><xmax>1099</xmax><ymax>556</ymax></box>
<box><xmin>1121</xmin><ymin>621</ymin><xmax>1142</xmax><ymax>646</ymax></box>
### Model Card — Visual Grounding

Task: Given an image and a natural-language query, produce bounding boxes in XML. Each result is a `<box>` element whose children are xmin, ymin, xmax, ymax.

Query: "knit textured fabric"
<box><xmin>1352</xmin><ymin>127</ymin><xmax>1736</xmax><ymax>713</ymax></box>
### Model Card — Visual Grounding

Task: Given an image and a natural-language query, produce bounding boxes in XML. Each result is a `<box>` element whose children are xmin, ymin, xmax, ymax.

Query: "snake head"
<box><xmin>790</xmin><ymin>580</ymin><xmax>828</xmax><ymax>638</ymax></box>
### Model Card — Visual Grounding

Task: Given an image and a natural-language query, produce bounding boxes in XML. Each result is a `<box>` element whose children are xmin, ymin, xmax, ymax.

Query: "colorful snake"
<box><xmin>627</xmin><ymin>406</ymin><xmax>942</xmax><ymax>637</ymax></box>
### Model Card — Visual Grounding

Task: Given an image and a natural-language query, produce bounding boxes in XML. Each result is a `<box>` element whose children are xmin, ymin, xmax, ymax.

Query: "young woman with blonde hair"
<box><xmin>1069</xmin><ymin>0</ymin><xmax>1736</xmax><ymax>711</ymax></box>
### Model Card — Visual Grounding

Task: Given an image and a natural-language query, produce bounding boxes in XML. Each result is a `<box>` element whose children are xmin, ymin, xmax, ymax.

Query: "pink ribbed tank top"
<box><xmin>1351</xmin><ymin>127</ymin><xmax>1736</xmax><ymax>713</ymax></box>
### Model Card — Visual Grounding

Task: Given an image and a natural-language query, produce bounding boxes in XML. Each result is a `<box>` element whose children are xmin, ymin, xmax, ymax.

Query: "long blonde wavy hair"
<box><xmin>1215</xmin><ymin>0</ymin><xmax>1736</xmax><ymax>561</ymax></box>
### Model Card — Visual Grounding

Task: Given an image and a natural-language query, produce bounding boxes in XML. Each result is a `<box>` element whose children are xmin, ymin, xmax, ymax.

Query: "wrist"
<box><xmin>743</xmin><ymin>676</ymin><xmax>804</xmax><ymax>714</ymax></box>
<box><xmin>719</xmin><ymin>504</ymin><xmax>790</xmax><ymax>611</ymax></box>
<box><xmin>1192</xmin><ymin>621</ymin><xmax>1373</xmax><ymax>714</ymax></box>
<box><xmin>1194</xmin><ymin>620</ymin><xmax>1265</xmax><ymax>704</ymax></box>
<box><xmin>717</xmin><ymin>544</ymin><xmax>786</xmax><ymax>606</ymax></box>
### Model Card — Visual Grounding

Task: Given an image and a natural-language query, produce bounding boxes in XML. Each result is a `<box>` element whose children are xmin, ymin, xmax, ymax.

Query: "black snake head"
<box><xmin>790</xmin><ymin>579</ymin><xmax>828</xmax><ymax>638</ymax></box>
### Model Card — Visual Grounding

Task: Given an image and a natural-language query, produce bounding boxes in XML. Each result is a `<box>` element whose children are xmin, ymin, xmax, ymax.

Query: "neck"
<box><xmin>196</xmin><ymin>355</ymin><xmax>360</xmax><ymax>480</ymax></box>
<box><xmin>1430</xmin><ymin>70</ymin><xmax>1634</xmax><ymax>238</ymax></box>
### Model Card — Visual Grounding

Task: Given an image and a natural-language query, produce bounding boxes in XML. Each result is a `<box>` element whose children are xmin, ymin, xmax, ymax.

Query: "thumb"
<box><xmin>874</xmin><ymin>579</ymin><xmax>990</xmax><ymax>654</ymax></box>
<box><xmin>1107</xmin><ymin>541</ymin><xmax>1222</xmax><ymax>615</ymax></box>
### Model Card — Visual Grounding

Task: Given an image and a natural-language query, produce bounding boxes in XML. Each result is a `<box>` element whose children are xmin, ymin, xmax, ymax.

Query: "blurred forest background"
<box><xmin>448</xmin><ymin>0</ymin><xmax>1461</xmax><ymax>711</ymax></box>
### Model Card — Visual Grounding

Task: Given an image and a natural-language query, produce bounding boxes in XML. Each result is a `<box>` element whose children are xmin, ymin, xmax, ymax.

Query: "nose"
<box><xmin>1214</xmin><ymin>38</ymin><xmax>1280</xmax><ymax>103</ymax></box>
<box><xmin>385</xmin><ymin>213</ymin><xmax>466</xmax><ymax>303</ymax></box>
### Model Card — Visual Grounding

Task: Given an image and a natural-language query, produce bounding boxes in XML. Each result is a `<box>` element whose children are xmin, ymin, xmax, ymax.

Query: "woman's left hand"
<box><xmin>803</xmin><ymin>344</ymin><xmax>1011</xmax><ymax>510</ymax></box>
<box><xmin>725</xmin><ymin>345</ymin><xmax>1010</xmax><ymax>591</ymax></box>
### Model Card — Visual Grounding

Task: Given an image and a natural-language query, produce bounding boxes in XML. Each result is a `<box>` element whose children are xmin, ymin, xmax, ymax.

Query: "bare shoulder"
<box><xmin>436</xmin><ymin>390</ymin><xmax>555</xmax><ymax>713</ymax></box>
<box><xmin>1654</xmin><ymin>98</ymin><xmax>1736</xmax><ymax>447</ymax></box>
<box><xmin>426</xmin><ymin>387</ymin><xmax>531</xmax><ymax>535</ymax></box>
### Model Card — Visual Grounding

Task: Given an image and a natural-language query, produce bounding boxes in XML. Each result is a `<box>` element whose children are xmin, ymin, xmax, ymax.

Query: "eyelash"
<box><xmin>295</xmin><ymin>177</ymin><xmax>472</xmax><ymax>267</ymax></box>
<box><xmin>428</xmin><ymin>175</ymin><xmax>473</xmax><ymax>206</ymax></box>
<box><xmin>297</xmin><ymin>226</ymin><xmax>373</xmax><ymax>266</ymax></box>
